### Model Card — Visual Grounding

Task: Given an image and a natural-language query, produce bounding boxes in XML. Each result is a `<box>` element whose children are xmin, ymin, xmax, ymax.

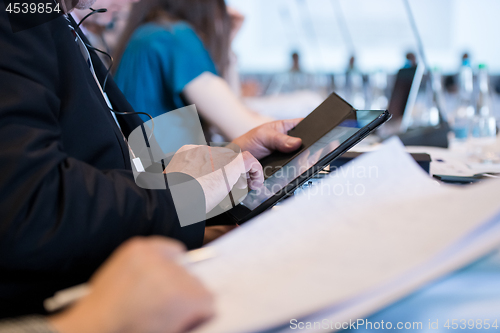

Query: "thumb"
<box><xmin>271</xmin><ymin>132</ymin><xmax>302</xmax><ymax>153</ymax></box>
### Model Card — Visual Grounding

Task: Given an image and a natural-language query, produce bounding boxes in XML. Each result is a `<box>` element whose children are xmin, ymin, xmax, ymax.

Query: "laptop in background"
<box><xmin>379</xmin><ymin>64</ymin><xmax>425</xmax><ymax>137</ymax></box>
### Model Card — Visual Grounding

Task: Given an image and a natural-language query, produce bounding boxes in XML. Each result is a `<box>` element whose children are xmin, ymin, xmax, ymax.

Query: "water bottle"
<box><xmin>476</xmin><ymin>65</ymin><xmax>493</xmax><ymax>115</ymax></box>
<box><xmin>469</xmin><ymin>64</ymin><xmax>498</xmax><ymax>162</ymax></box>
<box><xmin>459</xmin><ymin>58</ymin><xmax>474</xmax><ymax>97</ymax></box>
<box><xmin>472</xmin><ymin>64</ymin><xmax>496</xmax><ymax>138</ymax></box>
<box><xmin>450</xmin><ymin>59</ymin><xmax>475</xmax><ymax>141</ymax></box>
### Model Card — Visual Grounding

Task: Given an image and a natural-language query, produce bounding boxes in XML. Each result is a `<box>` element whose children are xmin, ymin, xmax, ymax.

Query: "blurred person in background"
<box><xmin>114</xmin><ymin>0</ymin><xmax>271</xmax><ymax>142</ymax></box>
<box><xmin>404</xmin><ymin>51</ymin><xmax>418</xmax><ymax>68</ymax></box>
<box><xmin>245</xmin><ymin>49</ymin><xmax>325</xmax><ymax>120</ymax></box>
<box><xmin>346</xmin><ymin>55</ymin><xmax>356</xmax><ymax>73</ymax></box>
<box><xmin>461</xmin><ymin>52</ymin><xmax>470</xmax><ymax>65</ymax></box>
<box><xmin>290</xmin><ymin>52</ymin><xmax>301</xmax><ymax>73</ymax></box>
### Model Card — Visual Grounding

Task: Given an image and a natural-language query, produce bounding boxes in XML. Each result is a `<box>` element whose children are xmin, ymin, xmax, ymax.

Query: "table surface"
<box><xmin>342</xmin><ymin>248</ymin><xmax>500</xmax><ymax>333</ymax></box>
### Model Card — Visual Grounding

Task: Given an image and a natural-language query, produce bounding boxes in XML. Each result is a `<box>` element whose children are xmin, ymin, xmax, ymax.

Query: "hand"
<box><xmin>49</xmin><ymin>237</ymin><xmax>214</xmax><ymax>333</ymax></box>
<box><xmin>232</xmin><ymin>119</ymin><xmax>303</xmax><ymax>159</ymax></box>
<box><xmin>164</xmin><ymin>145</ymin><xmax>263</xmax><ymax>213</ymax></box>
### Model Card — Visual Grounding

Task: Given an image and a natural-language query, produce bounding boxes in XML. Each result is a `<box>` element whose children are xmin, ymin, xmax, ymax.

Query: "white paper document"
<box><xmin>189</xmin><ymin>138</ymin><xmax>500</xmax><ymax>333</ymax></box>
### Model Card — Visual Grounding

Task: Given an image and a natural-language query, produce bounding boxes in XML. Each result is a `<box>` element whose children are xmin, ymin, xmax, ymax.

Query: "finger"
<box><xmin>271</xmin><ymin>131</ymin><xmax>302</xmax><ymax>153</ymax></box>
<box><xmin>261</xmin><ymin>119</ymin><xmax>303</xmax><ymax>154</ymax></box>
<box><xmin>278</xmin><ymin>118</ymin><xmax>303</xmax><ymax>133</ymax></box>
<box><xmin>223</xmin><ymin>149</ymin><xmax>248</xmax><ymax>189</ymax></box>
<box><xmin>242</xmin><ymin>152</ymin><xmax>264</xmax><ymax>190</ymax></box>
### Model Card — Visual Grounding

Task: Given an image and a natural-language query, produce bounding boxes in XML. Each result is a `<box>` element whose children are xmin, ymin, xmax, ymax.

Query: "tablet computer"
<box><xmin>227</xmin><ymin>92</ymin><xmax>391</xmax><ymax>224</ymax></box>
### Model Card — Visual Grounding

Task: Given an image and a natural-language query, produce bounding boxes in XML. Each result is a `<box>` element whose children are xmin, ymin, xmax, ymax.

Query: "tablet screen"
<box><xmin>240</xmin><ymin>110</ymin><xmax>385</xmax><ymax>211</ymax></box>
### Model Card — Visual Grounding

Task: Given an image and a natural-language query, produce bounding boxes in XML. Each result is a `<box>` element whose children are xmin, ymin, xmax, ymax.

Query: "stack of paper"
<box><xmin>189</xmin><ymin>138</ymin><xmax>500</xmax><ymax>333</ymax></box>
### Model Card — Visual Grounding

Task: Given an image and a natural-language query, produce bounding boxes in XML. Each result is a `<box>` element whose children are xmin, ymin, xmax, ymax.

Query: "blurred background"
<box><xmin>80</xmin><ymin>0</ymin><xmax>500</xmax><ymax>159</ymax></box>
<box><xmin>229</xmin><ymin>0</ymin><xmax>500</xmax><ymax>73</ymax></box>
<box><xmin>226</xmin><ymin>0</ymin><xmax>500</xmax><ymax>127</ymax></box>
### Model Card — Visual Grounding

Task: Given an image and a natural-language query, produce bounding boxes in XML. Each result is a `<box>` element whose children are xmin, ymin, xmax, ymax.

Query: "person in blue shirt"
<box><xmin>114</xmin><ymin>0</ymin><xmax>270</xmax><ymax>142</ymax></box>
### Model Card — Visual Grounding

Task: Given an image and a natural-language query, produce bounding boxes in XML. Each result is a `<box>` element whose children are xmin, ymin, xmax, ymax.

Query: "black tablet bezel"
<box><xmin>227</xmin><ymin>110</ymin><xmax>391</xmax><ymax>224</ymax></box>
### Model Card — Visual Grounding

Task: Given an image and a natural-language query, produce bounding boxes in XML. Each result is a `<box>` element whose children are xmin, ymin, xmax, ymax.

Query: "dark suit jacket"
<box><xmin>0</xmin><ymin>8</ymin><xmax>205</xmax><ymax>318</ymax></box>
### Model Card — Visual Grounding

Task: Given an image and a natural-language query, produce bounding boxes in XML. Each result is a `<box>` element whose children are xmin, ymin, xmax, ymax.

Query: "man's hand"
<box><xmin>232</xmin><ymin>119</ymin><xmax>303</xmax><ymax>159</ymax></box>
<box><xmin>49</xmin><ymin>237</ymin><xmax>214</xmax><ymax>333</ymax></box>
<box><xmin>162</xmin><ymin>118</ymin><xmax>303</xmax><ymax>217</ymax></box>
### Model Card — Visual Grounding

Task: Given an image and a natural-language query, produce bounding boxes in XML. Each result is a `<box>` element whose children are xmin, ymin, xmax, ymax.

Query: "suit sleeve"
<box><xmin>0</xmin><ymin>13</ymin><xmax>205</xmax><ymax>276</ymax></box>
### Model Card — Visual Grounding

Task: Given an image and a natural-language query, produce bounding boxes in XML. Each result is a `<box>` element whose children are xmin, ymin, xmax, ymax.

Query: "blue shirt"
<box><xmin>115</xmin><ymin>21</ymin><xmax>217</xmax><ymax>119</ymax></box>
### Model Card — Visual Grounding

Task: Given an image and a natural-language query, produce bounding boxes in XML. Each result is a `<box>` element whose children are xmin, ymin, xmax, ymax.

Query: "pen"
<box><xmin>44</xmin><ymin>247</ymin><xmax>216</xmax><ymax>312</ymax></box>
